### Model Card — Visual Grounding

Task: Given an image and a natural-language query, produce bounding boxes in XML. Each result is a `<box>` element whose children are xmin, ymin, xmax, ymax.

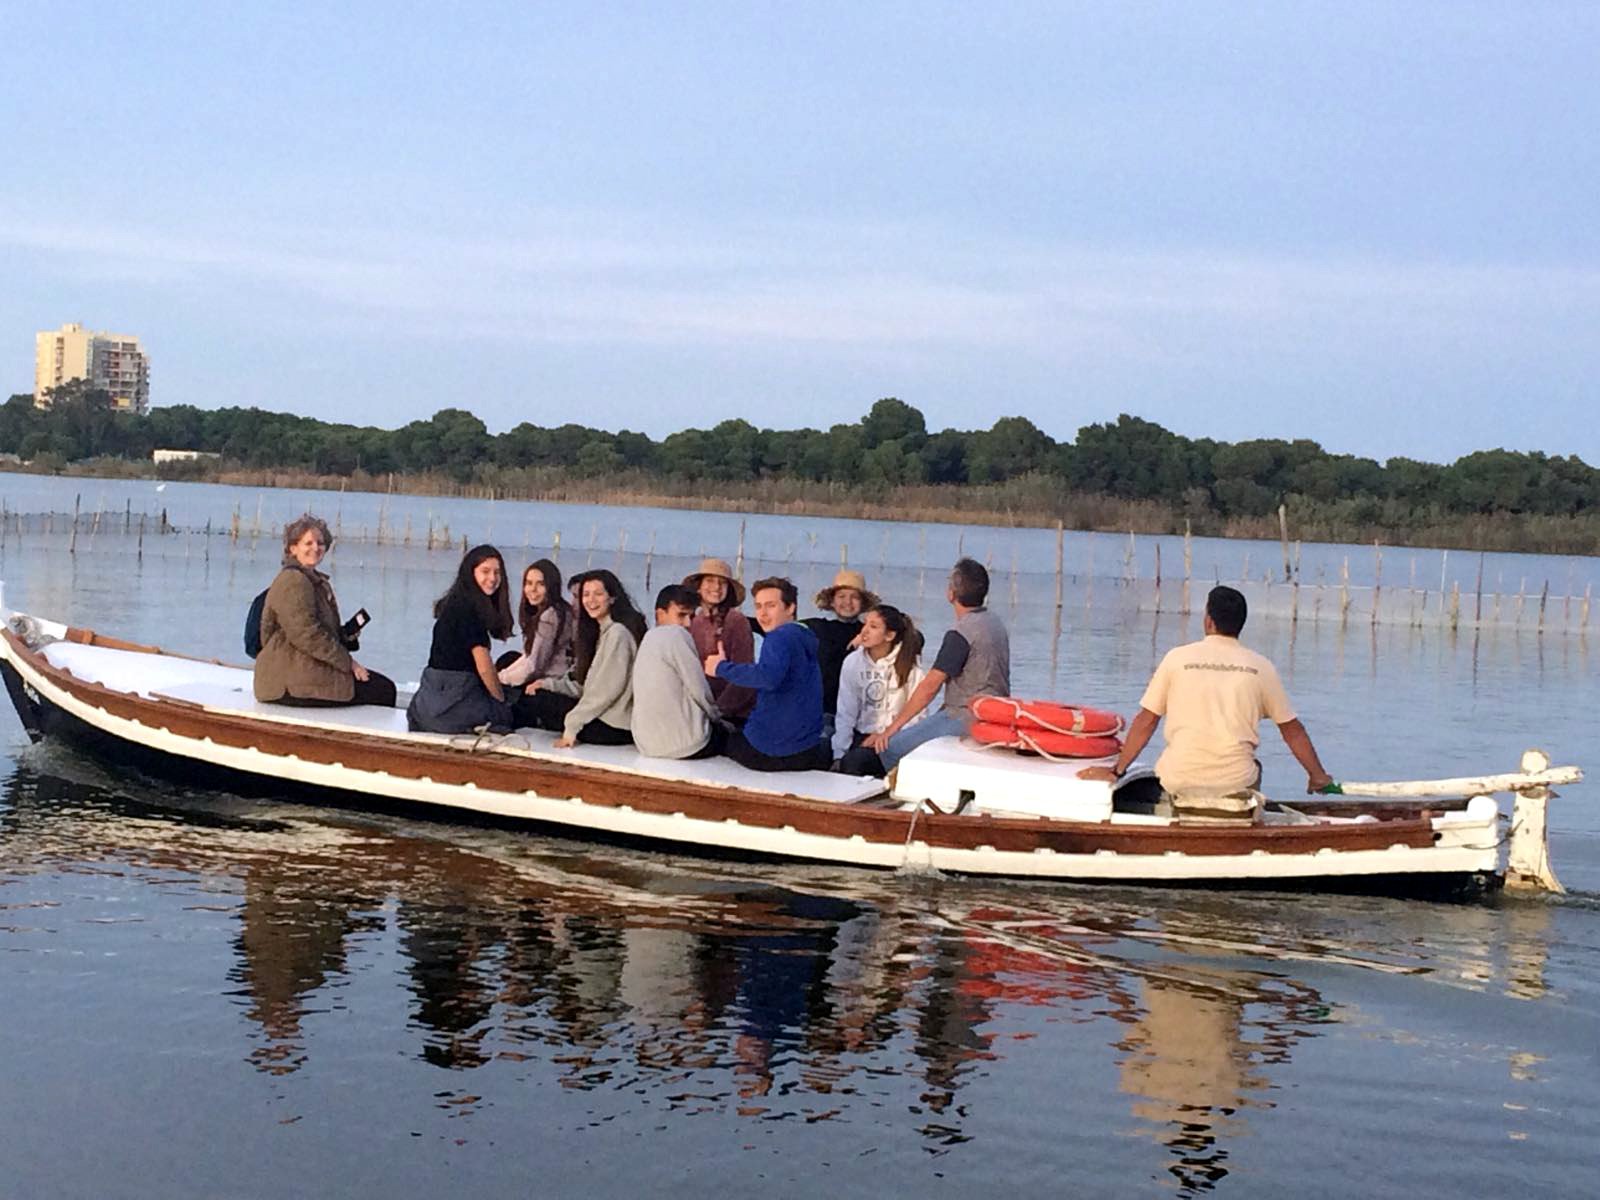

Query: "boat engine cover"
<box><xmin>892</xmin><ymin>735</ymin><xmax>1116</xmax><ymax>822</ymax></box>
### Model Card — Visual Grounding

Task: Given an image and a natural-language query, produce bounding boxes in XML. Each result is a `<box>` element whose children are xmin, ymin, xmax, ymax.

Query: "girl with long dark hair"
<box><xmin>406</xmin><ymin>544</ymin><xmax>516</xmax><ymax>734</ymax></box>
<box><xmin>831</xmin><ymin>603</ymin><xmax>927</xmax><ymax>776</ymax></box>
<box><xmin>520</xmin><ymin>569</ymin><xmax>646</xmax><ymax>746</ymax></box>
<box><xmin>498</xmin><ymin>559</ymin><xmax>575</xmax><ymax>689</ymax></box>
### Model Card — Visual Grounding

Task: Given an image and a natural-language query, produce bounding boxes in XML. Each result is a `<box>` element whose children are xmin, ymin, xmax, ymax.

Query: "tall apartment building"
<box><xmin>34</xmin><ymin>322</ymin><xmax>151</xmax><ymax>413</ymax></box>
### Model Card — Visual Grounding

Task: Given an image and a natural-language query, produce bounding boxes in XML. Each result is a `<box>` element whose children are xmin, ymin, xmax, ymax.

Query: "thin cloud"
<box><xmin>4</xmin><ymin>210</ymin><xmax>1597</xmax><ymax>360</ymax></box>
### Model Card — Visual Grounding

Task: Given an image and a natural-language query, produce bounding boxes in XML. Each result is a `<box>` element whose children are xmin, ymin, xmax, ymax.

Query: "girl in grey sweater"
<box><xmin>522</xmin><ymin>569</ymin><xmax>647</xmax><ymax>747</ymax></box>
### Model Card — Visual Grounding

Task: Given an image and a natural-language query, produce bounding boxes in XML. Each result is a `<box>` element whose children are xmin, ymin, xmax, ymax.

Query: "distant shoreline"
<box><xmin>3</xmin><ymin>461</ymin><xmax>1595</xmax><ymax>558</ymax></box>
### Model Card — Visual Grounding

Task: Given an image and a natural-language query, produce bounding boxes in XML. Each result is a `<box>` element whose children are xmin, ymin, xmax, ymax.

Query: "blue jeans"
<box><xmin>879</xmin><ymin>709</ymin><xmax>965</xmax><ymax>773</ymax></box>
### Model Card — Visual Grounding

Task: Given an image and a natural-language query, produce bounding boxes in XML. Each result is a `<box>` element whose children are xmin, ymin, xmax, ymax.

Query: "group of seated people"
<box><xmin>251</xmin><ymin>513</ymin><xmax>1012</xmax><ymax>777</ymax></box>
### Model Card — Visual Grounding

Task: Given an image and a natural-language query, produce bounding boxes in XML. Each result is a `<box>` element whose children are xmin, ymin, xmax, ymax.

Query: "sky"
<box><xmin>3</xmin><ymin>1</ymin><xmax>1597</xmax><ymax>464</ymax></box>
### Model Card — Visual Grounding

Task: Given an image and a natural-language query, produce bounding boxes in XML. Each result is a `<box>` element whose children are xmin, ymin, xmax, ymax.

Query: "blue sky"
<box><xmin>3</xmin><ymin>2</ymin><xmax>1596</xmax><ymax>463</ymax></box>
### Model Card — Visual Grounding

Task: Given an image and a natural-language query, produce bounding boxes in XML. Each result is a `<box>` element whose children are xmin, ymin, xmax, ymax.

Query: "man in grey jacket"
<box><xmin>632</xmin><ymin>585</ymin><xmax>728</xmax><ymax>759</ymax></box>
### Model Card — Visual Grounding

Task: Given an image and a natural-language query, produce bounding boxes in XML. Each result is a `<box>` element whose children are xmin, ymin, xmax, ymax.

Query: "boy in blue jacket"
<box><xmin>704</xmin><ymin>576</ymin><xmax>828</xmax><ymax>772</ymax></box>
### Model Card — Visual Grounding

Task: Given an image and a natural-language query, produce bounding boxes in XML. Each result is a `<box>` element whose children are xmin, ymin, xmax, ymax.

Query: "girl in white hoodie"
<box><xmin>832</xmin><ymin>604</ymin><xmax>926</xmax><ymax>776</ymax></box>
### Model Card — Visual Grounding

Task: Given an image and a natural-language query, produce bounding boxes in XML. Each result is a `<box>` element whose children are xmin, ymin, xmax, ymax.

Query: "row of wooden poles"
<box><xmin>6</xmin><ymin>497</ymin><xmax>1594</xmax><ymax>634</ymax></box>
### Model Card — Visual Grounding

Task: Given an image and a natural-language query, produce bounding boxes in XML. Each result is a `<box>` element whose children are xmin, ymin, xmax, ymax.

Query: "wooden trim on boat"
<box><xmin>3</xmin><ymin>627</ymin><xmax>1441</xmax><ymax>859</ymax></box>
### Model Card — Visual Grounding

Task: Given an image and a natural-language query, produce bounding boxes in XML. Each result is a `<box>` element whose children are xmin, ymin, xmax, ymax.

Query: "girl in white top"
<box><xmin>832</xmin><ymin>604</ymin><xmax>927</xmax><ymax>776</ymax></box>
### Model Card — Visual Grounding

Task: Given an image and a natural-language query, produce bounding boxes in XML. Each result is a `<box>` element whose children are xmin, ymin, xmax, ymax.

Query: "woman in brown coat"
<box><xmin>254</xmin><ymin>514</ymin><xmax>396</xmax><ymax>707</ymax></box>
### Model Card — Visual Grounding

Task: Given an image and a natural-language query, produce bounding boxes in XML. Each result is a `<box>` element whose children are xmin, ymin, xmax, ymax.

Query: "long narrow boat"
<box><xmin>0</xmin><ymin>596</ymin><xmax>1580</xmax><ymax>896</ymax></box>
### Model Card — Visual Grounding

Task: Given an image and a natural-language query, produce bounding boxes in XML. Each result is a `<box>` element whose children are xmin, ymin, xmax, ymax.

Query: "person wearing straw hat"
<box><xmin>683</xmin><ymin>556</ymin><xmax>757</xmax><ymax>724</ymax></box>
<box><xmin>804</xmin><ymin>568</ymin><xmax>879</xmax><ymax>742</ymax></box>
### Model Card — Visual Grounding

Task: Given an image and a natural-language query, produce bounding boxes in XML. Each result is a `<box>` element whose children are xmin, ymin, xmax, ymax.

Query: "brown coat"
<box><xmin>253</xmin><ymin>565</ymin><xmax>354</xmax><ymax>702</ymax></box>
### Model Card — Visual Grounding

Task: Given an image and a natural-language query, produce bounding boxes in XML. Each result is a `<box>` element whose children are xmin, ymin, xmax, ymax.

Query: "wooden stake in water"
<box><xmin>553</xmin><ymin>530</ymin><xmax>562</xmax><ymax>563</ymax></box>
<box><xmin>69</xmin><ymin>493</ymin><xmax>80</xmax><ymax>555</ymax></box>
<box><xmin>1153</xmin><ymin>542</ymin><xmax>1163</xmax><ymax>614</ymax></box>
<box><xmin>1339</xmin><ymin>557</ymin><xmax>1350</xmax><ymax>627</ymax></box>
<box><xmin>1371</xmin><ymin>540</ymin><xmax>1383</xmax><ymax>627</ymax></box>
<box><xmin>1181</xmin><ymin>520</ymin><xmax>1193</xmax><ymax>615</ymax></box>
<box><xmin>1473</xmin><ymin>552</ymin><xmax>1486</xmax><ymax>626</ymax></box>
<box><xmin>1053</xmin><ymin>520</ymin><xmax>1064</xmax><ymax>613</ymax></box>
<box><xmin>1278</xmin><ymin>504</ymin><xmax>1292</xmax><ymax>581</ymax></box>
<box><xmin>1538</xmin><ymin>580</ymin><xmax>1549</xmax><ymax>632</ymax></box>
<box><xmin>644</xmin><ymin>530</ymin><xmax>657</xmax><ymax>591</ymax></box>
<box><xmin>736</xmin><ymin>519</ymin><xmax>746</xmax><ymax>579</ymax></box>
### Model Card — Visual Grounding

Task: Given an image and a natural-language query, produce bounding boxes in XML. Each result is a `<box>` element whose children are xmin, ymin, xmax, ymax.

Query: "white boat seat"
<box><xmin>39</xmin><ymin>640</ymin><xmax>885</xmax><ymax>804</ymax></box>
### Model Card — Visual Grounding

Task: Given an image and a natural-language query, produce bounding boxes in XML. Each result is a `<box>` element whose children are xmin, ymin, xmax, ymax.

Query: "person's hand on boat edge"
<box><xmin>351</xmin><ymin>660</ymin><xmax>370</xmax><ymax>683</ymax></box>
<box><xmin>1077</xmin><ymin>765</ymin><xmax>1117</xmax><ymax>782</ymax></box>
<box><xmin>553</xmin><ymin>734</ymin><xmax>576</xmax><ymax>749</ymax></box>
<box><xmin>1308</xmin><ymin>773</ymin><xmax>1338</xmax><ymax>794</ymax></box>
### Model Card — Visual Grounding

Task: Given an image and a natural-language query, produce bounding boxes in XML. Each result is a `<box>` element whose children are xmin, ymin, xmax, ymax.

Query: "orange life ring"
<box><xmin>969</xmin><ymin>721</ymin><xmax>1122</xmax><ymax>760</ymax></box>
<box><xmin>968</xmin><ymin>695</ymin><xmax>1124</xmax><ymax>737</ymax></box>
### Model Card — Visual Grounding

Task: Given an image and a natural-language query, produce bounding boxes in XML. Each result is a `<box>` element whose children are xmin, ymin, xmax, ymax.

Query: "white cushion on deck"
<box><xmin>40</xmin><ymin>640</ymin><xmax>884</xmax><ymax>804</ymax></box>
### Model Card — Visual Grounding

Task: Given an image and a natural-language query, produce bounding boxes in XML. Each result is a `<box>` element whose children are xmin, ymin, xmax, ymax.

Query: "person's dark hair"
<box><xmin>869</xmin><ymin>603</ymin><xmax>925</xmax><ymax>689</ymax></box>
<box><xmin>655</xmin><ymin>584</ymin><xmax>699</xmax><ymax>616</ymax></box>
<box><xmin>572</xmin><ymin>569</ymin><xmax>647</xmax><ymax>684</ymax></box>
<box><xmin>1206</xmin><ymin>585</ymin><xmax>1248</xmax><ymax>637</ymax></box>
<box><xmin>751</xmin><ymin>576</ymin><xmax>798</xmax><ymax>610</ymax></box>
<box><xmin>518</xmin><ymin>558</ymin><xmax>571</xmax><ymax>655</ymax></box>
<box><xmin>283</xmin><ymin>513</ymin><xmax>334</xmax><ymax>558</ymax></box>
<box><xmin>949</xmin><ymin>557</ymin><xmax>989</xmax><ymax>607</ymax></box>
<box><xmin>434</xmin><ymin>544</ymin><xmax>514</xmax><ymax>640</ymax></box>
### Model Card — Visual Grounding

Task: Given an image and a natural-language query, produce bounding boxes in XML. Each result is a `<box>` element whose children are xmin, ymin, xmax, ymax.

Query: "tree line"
<box><xmin>5</xmin><ymin>382</ymin><xmax>1597</xmax><ymax>527</ymax></box>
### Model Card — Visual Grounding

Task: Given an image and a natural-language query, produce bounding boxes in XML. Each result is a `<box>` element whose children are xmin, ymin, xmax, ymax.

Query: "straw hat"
<box><xmin>814</xmin><ymin>569</ymin><xmax>879</xmax><ymax>611</ymax></box>
<box><xmin>682</xmin><ymin>557</ymin><xmax>746</xmax><ymax>605</ymax></box>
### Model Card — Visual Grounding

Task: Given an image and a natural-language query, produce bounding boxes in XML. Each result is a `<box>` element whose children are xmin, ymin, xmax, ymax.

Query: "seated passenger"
<box><xmin>406</xmin><ymin>544</ymin><xmax>516</xmax><ymax>734</ymax></box>
<box><xmin>866</xmin><ymin>557</ymin><xmax>1011</xmax><ymax>772</ymax></box>
<box><xmin>497</xmin><ymin>559</ymin><xmax>575</xmax><ymax>691</ymax></box>
<box><xmin>255</xmin><ymin>513</ymin><xmax>396</xmax><ymax>708</ymax></box>
<box><xmin>704</xmin><ymin>577</ymin><xmax>828</xmax><ymax>772</ymax></box>
<box><xmin>520</xmin><ymin>569</ymin><xmax>646</xmax><ymax>747</ymax></box>
<box><xmin>632</xmin><ymin>585</ymin><xmax>729</xmax><ymax>761</ymax></box>
<box><xmin>1078</xmin><ymin>586</ymin><xmax>1334</xmax><ymax>799</ymax></box>
<box><xmin>832</xmin><ymin>604</ymin><xmax>927</xmax><ymax>777</ymax></box>
<box><xmin>683</xmin><ymin>557</ymin><xmax>757</xmax><ymax>725</ymax></box>
<box><xmin>804</xmin><ymin>569</ymin><xmax>878</xmax><ymax>741</ymax></box>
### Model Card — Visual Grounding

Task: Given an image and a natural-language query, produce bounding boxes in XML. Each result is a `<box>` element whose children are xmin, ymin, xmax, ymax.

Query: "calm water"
<box><xmin>1</xmin><ymin>480</ymin><xmax>1596</xmax><ymax>1198</ymax></box>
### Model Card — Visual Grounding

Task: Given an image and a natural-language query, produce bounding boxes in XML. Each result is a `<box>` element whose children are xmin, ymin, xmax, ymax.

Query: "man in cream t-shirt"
<box><xmin>1082</xmin><ymin>586</ymin><xmax>1333</xmax><ymax>797</ymax></box>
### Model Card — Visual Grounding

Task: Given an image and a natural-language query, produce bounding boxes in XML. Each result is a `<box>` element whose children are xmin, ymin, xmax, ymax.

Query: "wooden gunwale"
<box><xmin>6</xmin><ymin>629</ymin><xmax>1440</xmax><ymax>858</ymax></box>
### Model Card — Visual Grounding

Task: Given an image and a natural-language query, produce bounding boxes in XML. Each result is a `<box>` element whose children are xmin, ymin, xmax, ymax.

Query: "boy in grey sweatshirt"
<box><xmin>632</xmin><ymin>586</ymin><xmax>727</xmax><ymax>760</ymax></box>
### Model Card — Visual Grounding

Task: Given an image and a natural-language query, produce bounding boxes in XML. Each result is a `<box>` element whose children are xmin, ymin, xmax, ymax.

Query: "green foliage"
<box><xmin>0</xmin><ymin>391</ymin><xmax>1594</xmax><ymax>530</ymax></box>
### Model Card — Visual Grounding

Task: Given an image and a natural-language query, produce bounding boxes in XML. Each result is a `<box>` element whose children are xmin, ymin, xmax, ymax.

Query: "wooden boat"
<box><xmin>0</xmin><ymin>595</ymin><xmax>1580</xmax><ymax>895</ymax></box>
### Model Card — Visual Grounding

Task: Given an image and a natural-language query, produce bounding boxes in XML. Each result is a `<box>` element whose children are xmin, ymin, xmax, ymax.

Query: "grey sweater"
<box><xmin>631</xmin><ymin>625</ymin><xmax>719</xmax><ymax>758</ymax></box>
<box><xmin>544</xmin><ymin>617</ymin><xmax>636</xmax><ymax>738</ymax></box>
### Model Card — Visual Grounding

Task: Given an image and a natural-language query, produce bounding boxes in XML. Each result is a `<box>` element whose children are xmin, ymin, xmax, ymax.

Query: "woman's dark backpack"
<box><xmin>244</xmin><ymin>588</ymin><xmax>269</xmax><ymax>658</ymax></box>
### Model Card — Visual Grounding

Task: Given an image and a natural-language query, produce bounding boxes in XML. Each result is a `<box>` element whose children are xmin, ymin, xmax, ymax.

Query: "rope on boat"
<box><xmin>449</xmin><ymin>726</ymin><xmax>533</xmax><ymax>754</ymax></box>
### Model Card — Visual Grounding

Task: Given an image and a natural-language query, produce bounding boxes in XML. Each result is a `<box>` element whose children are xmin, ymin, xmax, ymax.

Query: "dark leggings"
<box><xmin>514</xmin><ymin>689</ymin><xmax>632</xmax><ymax>746</ymax></box>
<box><xmin>725</xmin><ymin>731</ymin><xmax>829</xmax><ymax>773</ymax></box>
<box><xmin>836</xmin><ymin>731</ymin><xmax>887</xmax><ymax>778</ymax></box>
<box><xmin>279</xmin><ymin>670</ymin><xmax>398</xmax><ymax>709</ymax></box>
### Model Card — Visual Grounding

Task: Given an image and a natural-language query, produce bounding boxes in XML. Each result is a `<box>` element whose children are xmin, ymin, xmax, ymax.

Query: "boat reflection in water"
<box><xmin>0</xmin><ymin>757</ymin><xmax>1559</xmax><ymax>1193</ymax></box>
